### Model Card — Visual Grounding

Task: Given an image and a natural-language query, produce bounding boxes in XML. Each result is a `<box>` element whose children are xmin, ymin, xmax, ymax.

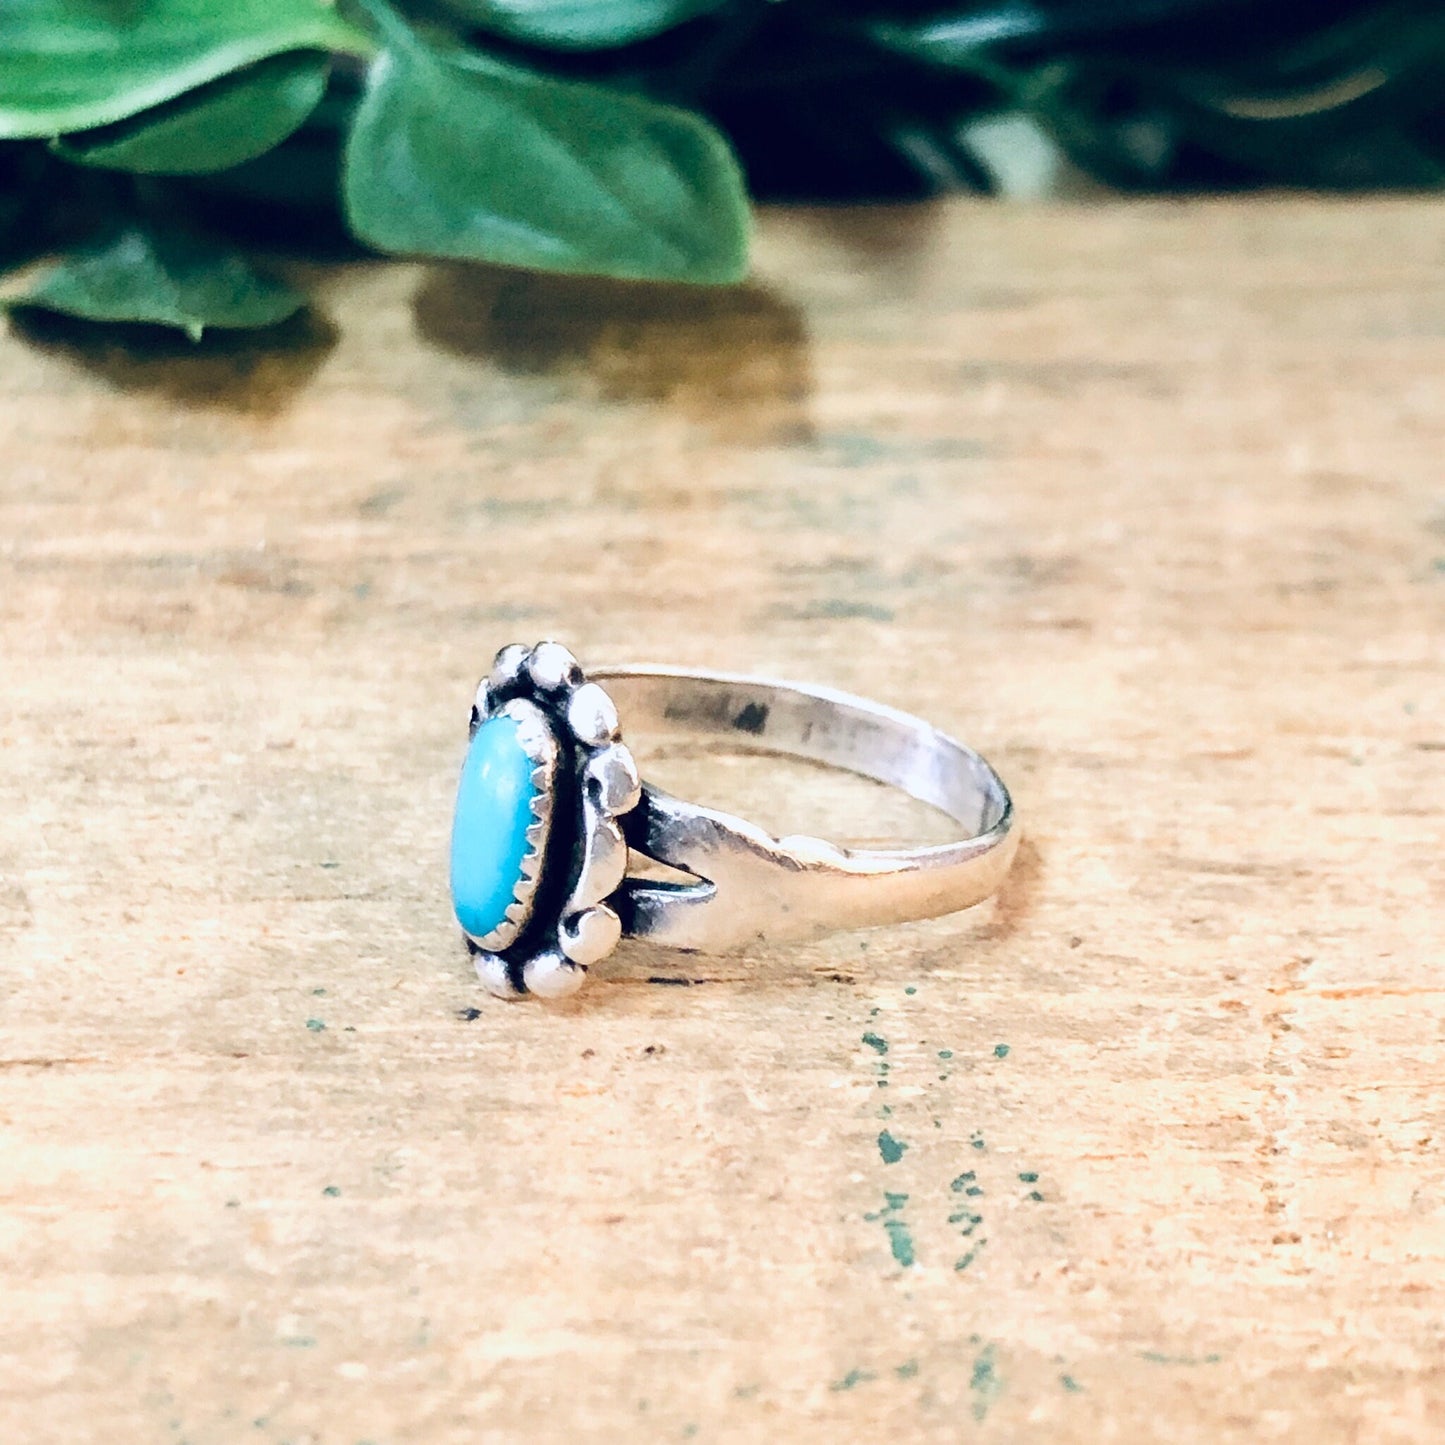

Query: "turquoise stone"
<box><xmin>450</xmin><ymin>714</ymin><xmax>544</xmax><ymax>940</ymax></box>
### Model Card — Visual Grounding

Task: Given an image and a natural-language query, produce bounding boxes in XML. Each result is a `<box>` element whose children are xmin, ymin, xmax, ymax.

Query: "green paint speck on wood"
<box><xmin>970</xmin><ymin>1345</ymin><xmax>1002</xmax><ymax>1420</ymax></box>
<box><xmin>323</xmin><ymin>1185</ymin><xmax>340</xmax><ymax>1197</ymax></box>
<box><xmin>305</xmin><ymin>1018</ymin><xmax>325</xmax><ymax>1032</ymax></box>
<box><xmin>1061</xmin><ymin>1373</ymin><xmax>1083</xmax><ymax>1392</ymax></box>
<box><xmin>993</xmin><ymin>1043</ymin><xmax>1010</xmax><ymax>1058</ymax></box>
<box><xmin>861</xmin><ymin>1032</ymin><xmax>887</xmax><ymax>1054</ymax></box>
<box><xmin>885</xmin><ymin>1219</ymin><xmax>915</xmax><ymax>1267</ymax></box>
<box><xmin>878</xmin><ymin>1130</ymin><xmax>907</xmax><ymax>1164</ymax></box>
<box><xmin>872</xmin><ymin>1192</ymin><xmax>916</xmax><ymax>1266</ymax></box>
<box><xmin>955</xmin><ymin>1243</ymin><xmax>986</xmax><ymax>1271</ymax></box>
<box><xmin>896</xmin><ymin>1359</ymin><xmax>920</xmax><ymax>1379</ymax></box>
<box><xmin>831</xmin><ymin>1368</ymin><xmax>876</xmax><ymax>1391</ymax></box>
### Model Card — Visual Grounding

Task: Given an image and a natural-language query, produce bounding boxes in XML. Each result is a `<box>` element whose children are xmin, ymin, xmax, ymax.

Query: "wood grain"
<box><xmin>1</xmin><ymin>195</ymin><xmax>1443</xmax><ymax>1444</ymax></box>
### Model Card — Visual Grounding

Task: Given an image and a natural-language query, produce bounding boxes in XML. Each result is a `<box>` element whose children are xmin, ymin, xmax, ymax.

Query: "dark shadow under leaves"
<box><xmin>7</xmin><ymin>304</ymin><xmax>337</xmax><ymax>416</ymax></box>
<box><xmin>796</xmin><ymin>199</ymin><xmax>949</xmax><ymax>274</ymax></box>
<box><xmin>413</xmin><ymin>264</ymin><xmax>814</xmax><ymax>447</ymax></box>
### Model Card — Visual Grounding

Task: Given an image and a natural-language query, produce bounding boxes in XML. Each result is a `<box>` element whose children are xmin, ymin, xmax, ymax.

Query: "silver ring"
<box><xmin>450</xmin><ymin>641</ymin><xmax>1019</xmax><ymax>1000</ymax></box>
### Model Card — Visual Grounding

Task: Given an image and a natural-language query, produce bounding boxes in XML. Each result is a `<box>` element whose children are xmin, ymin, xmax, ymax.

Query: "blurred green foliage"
<box><xmin>1</xmin><ymin>0</ymin><xmax>1441</xmax><ymax>337</ymax></box>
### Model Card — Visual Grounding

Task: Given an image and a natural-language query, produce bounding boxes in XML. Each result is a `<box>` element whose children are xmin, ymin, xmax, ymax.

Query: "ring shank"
<box><xmin>592</xmin><ymin>667</ymin><xmax>1018</xmax><ymax>953</ymax></box>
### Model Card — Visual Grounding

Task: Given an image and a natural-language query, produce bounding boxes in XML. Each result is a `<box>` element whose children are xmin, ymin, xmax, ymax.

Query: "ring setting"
<box><xmin>451</xmin><ymin>641</ymin><xmax>640</xmax><ymax>1000</ymax></box>
<box><xmin>450</xmin><ymin>640</ymin><xmax>1020</xmax><ymax>1003</ymax></box>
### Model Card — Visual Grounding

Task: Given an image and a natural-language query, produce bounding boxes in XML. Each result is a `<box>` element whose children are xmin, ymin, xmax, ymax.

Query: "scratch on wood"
<box><xmin>1259</xmin><ymin>954</ymin><xmax>1313</xmax><ymax>1241</ymax></box>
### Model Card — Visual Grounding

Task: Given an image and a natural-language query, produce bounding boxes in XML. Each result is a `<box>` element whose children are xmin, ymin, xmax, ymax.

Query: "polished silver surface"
<box><xmin>592</xmin><ymin>666</ymin><xmax>1018</xmax><ymax>954</ymax></box>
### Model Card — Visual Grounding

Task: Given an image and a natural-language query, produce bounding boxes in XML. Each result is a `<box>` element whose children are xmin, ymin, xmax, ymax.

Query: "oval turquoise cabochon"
<box><xmin>450</xmin><ymin>714</ymin><xmax>543</xmax><ymax>940</ymax></box>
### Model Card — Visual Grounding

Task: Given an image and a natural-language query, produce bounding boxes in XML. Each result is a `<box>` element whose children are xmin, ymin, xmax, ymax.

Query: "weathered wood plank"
<box><xmin>1</xmin><ymin>196</ymin><xmax>1443</xmax><ymax>1443</ymax></box>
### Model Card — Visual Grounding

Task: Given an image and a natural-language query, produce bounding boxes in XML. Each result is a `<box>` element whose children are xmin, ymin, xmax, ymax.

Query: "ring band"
<box><xmin>450</xmin><ymin>642</ymin><xmax>1019</xmax><ymax>1000</ymax></box>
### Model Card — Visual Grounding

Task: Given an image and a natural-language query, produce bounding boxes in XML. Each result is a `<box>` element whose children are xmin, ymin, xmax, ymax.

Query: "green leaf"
<box><xmin>0</xmin><ymin>0</ymin><xmax>372</xmax><ymax>139</ymax></box>
<box><xmin>51</xmin><ymin>53</ymin><xmax>330</xmax><ymax>176</ymax></box>
<box><xmin>342</xmin><ymin>38</ymin><xmax>749</xmax><ymax>283</ymax></box>
<box><xmin>6</xmin><ymin>224</ymin><xmax>305</xmax><ymax>339</ymax></box>
<box><xmin>867</xmin><ymin>14</ymin><xmax>1046</xmax><ymax>68</ymax></box>
<box><xmin>435</xmin><ymin>0</ymin><xmax>725</xmax><ymax>51</ymax></box>
<box><xmin>864</xmin><ymin>19</ymin><xmax>1030</xmax><ymax>99</ymax></box>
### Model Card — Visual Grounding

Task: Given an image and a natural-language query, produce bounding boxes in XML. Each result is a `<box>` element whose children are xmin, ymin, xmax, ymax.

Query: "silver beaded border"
<box><xmin>465</xmin><ymin>641</ymin><xmax>642</xmax><ymax>1001</ymax></box>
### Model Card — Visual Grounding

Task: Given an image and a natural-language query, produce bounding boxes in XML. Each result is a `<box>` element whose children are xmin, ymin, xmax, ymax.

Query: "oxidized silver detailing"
<box><xmin>585</xmin><ymin>743</ymin><xmax>641</xmax><ymax>815</ymax></box>
<box><xmin>521</xmin><ymin>949</ymin><xmax>579</xmax><ymax>1000</ymax></box>
<box><xmin>526</xmin><ymin>640</ymin><xmax>584</xmax><ymax>694</ymax></box>
<box><xmin>565</xmin><ymin>682</ymin><xmax>619</xmax><ymax>747</ymax></box>
<box><xmin>558</xmin><ymin>905</ymin><xmax>623</xmax><ymax>967</ymax></box>
<box><xmin>488</xmin><ymin>644</ymin><xmax>529</xmax><ymax>693</ymax></box>
<box><xmin>465</xmin><ymin>641</ymin><xmax>641</xmax><ymax>1001</ymax></box>
<box><xmin>565</xmin><ymin>795</ymin><xmax>626</xmax><ymax>913</ymax></box>
<box><xmin>464</xmin><ymin>697</ymin><xmax>557</xmax><ymax>954</ymax></box>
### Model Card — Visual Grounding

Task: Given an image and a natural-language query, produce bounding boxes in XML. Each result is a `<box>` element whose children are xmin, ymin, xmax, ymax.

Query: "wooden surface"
<box><xmin>2</xmin><ymin>195</ymin><xmax>1443</xmax><ymax>1444</ymax></box>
